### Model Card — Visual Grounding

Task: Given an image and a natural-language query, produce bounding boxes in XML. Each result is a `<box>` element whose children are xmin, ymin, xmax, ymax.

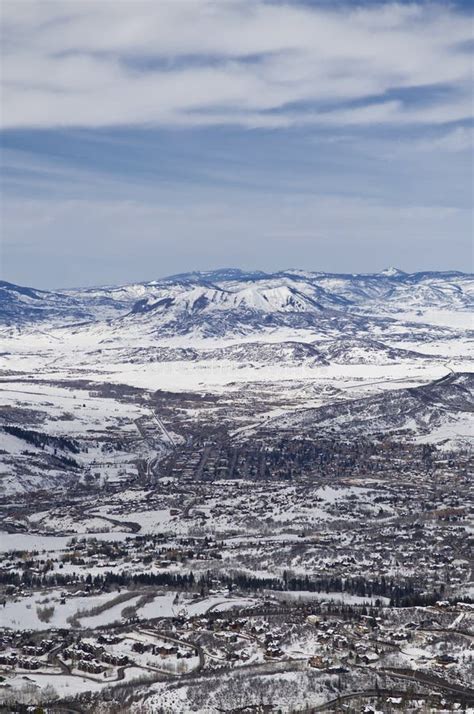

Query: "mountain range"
<box><xmin>1</xmin><ymin>268</ymin><xmax>472</xmax><ymax>337</ymax></box>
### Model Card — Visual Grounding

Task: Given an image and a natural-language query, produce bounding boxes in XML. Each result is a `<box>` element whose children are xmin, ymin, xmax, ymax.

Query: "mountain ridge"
<box><xmin>2</xmin><ymin>268</ymin><xmax>472</xmax><ymax>332</ymax></box>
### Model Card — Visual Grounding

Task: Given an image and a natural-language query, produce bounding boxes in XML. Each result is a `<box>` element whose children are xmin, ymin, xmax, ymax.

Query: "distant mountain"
<box><xmin>2</xmin><ymin>269</ymin><xmax>472</xmax><ymax>337</ymax></box>
<box><xmin>317</xmin><ymin>338</ymin><xmax>431</xmax><ymax>364</ymax></box>
<box><xmin>0</xmin><ymin>280</ymin><xmax>91</xmax><ymax>326</ymax></box>
<box><xmin>1</xmin><ymin>269</ymin><xmax>472</xmax><ymax>466</ymax></box>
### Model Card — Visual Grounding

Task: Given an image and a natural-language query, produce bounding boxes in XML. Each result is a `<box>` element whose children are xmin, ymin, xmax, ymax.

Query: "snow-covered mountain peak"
<box><xmin>378</xmin><ymin>267</ymin><xmax>406</xmax><ymax>277</ymax></box>
<box><xmin>129</xmin><ymin>281</ymin><xmax>325</xmax><ymax>319</ymax></box>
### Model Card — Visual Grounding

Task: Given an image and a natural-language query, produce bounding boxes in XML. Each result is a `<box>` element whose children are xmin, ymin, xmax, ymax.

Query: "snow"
<box><xmin>1</xmin><ymin>268</ymin><xmax>472</xmax><ymax>498</ymax></box>
<box><xmin>1</xmin><ymin>590</ymin><xmax>114</xmax><ymax>630</ymax></box>
<box><xmin>3</xmin><ymin>667</ymin><xmax>150</xmax><ymax>699</ymax></box>
<box><xmin>1</xmin><ymin>268</ymin><xmax>472</xmax><ymax>710</ymax></box>
<box><xmin>0</xmin><ymin>531</ymin><xmax>134</xmax><ymax>553</ymax></box>
<box><xmin>393</xmin><ymin>309</ymin><xmax>473</xmax><ymax>329</ymax></box>
<box><xmin>185</xmin><ymin>595</ymin><xmax>254</xmax><ymax>616</ymax></box>
<box><xmin>271</xmin><ymin>590</ymin><xmax>390</xmax><ymax>605</ymax></box>
<box><xmin>379</xmin><ymin>267</ymin><xmax>406</xmax><ymax>277</ymax></box>
<box><xmin>92</xmin><ymin>507</ymin><xmax>173</xmax><ymax>534</ymax></box>
<box><xmin>136</xmin><ymin>593</ymin><xmax>178</xmax><ymax>619</ymax></box>
<box><xmin>80</xmin><ymin>595</ymin><xmax>143</xmax><ymax>628</ymax></box>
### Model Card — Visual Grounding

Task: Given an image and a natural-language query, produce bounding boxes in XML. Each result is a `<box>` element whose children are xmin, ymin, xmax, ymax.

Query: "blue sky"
<box><xmin>1</xmin><ymin>0</ymin><xmax>472</xmax><ymax>288</ymax></box>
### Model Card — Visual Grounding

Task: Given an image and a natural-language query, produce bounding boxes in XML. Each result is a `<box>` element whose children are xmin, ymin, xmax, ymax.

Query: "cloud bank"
<box><xmin>1</xmin><ymin>0</ymin><xmax>472</xmax><ymax>130</ymax></box>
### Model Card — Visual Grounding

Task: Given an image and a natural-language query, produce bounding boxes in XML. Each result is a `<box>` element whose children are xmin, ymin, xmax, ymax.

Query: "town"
<box><xmin>1</xmin><ymin>427</ymin><xmax>473</xmax><ymax>712</ymax></box>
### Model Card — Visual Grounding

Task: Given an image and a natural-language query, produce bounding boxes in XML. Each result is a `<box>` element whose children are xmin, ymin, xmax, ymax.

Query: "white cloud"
<box><xmin>414</xmin><ymin>125</ymin><xmax>474</xmax><ymax>152</ymax></box>
<box><xmin>1</xmin><ymin>0</ymin><xmax>472</xmax><ymax>129</ymax></box>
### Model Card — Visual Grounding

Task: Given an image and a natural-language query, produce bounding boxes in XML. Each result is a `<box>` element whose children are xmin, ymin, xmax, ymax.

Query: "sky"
<box><xmin>0</xmin><ymin>0</ymin><xmax>473</xmax><ymax>288</ymax></box>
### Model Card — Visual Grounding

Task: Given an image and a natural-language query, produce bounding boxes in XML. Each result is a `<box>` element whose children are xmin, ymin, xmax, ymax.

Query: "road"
<box><xmin>294</xmin><ymin>686</ymin><xmax>466</xmax><ymax>713</ymax></box>
<box><xmin>134</xmin><ymin>408</ymin><xmax>177</xmax><ymax>482</ymax></box>
<box><xmin>151</xmin><ymin>411</ymin><xmax>176</xmax><ymax>447</ymax></box>
<box><xmin>381</xmin><ymin>666</ymin><xmax>474</xmax><ymax>700</ymax></box>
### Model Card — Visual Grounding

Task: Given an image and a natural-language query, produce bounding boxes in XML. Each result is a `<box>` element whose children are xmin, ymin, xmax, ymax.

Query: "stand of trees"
<box><xmin>2</xmin><ymin>565</ymin><xmax>465</xmax><ymax>609</ymax></box>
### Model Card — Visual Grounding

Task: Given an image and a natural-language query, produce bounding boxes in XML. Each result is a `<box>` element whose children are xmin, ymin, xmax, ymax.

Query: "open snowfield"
<box><xmin>2</xmin><ymin>590</ymin><xmax>115</xmax><ymax>631</ymax></box>
<box><xmin>0</xmin><ymin>531</ymin><xmax>134</xmax><ymax>553</ymax></box>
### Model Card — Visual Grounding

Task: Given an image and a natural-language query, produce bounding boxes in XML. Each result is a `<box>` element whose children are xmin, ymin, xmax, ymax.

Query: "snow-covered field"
<box><xmin>0</xmin><ymin>531</ymin><xmax>134</xmax><ymax>553</ymax></box>
<box><xmin>2</xmin><ymin>590</ymin><xmax>114</xmax><ymax>630</ymax></box>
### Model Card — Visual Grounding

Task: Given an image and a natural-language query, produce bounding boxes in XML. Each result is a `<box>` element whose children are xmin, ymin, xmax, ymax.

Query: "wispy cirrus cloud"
<box><xmin>1</xmin><ymin>0</ymin><xmax>472</xmax><ymax>130</ymax></box>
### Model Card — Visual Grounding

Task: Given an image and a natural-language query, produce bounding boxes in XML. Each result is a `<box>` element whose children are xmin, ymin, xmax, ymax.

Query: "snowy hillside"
<box><xmin>265</xmin><ymin>372</ymin><xmax>474</xmax><ymax>448</ymax></box>
<box><xmin>0</xmin><ymin>281</ymin><xmax>91</xmax><ymax>325</ymax></box>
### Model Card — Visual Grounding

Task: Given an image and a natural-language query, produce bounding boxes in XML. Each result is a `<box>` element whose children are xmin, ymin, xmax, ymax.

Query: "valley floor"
<box><xmin>0</xmin><ymin>288</ymin><xmax>472</xmax><ymax>712</ymax></box>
